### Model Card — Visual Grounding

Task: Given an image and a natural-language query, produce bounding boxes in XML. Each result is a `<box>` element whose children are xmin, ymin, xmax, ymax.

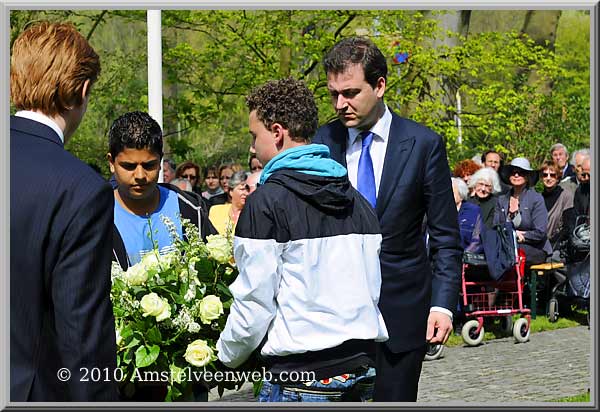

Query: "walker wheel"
<box><xmin>424</xmin><ymin>343</ymin><xmax>445</xmax><ymax>361</ymax></box>
<box><xmin>513</xmin><ymin>317</ymin><xmax>530</xmax><ymax>343</ymax></box>
<box><xmin>548</xmin><ymin>298</ymin><xmax>559</xmax><ymax>323</ymax></box>
<box><xmin>461</xmin><ymin>319</ymin><xmax>484</xmax><ymax>346</ymax></box>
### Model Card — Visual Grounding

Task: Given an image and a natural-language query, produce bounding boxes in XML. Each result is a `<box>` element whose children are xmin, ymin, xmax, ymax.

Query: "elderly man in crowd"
<box><xmin>550</xmin><ymin>143</ymin><xmax>576</xmax><ymax>180</ymax></box>
<box><xmin>561</xmin><ymin>148</ymin><xmax>590</xmax><ymax>193</ymax></box>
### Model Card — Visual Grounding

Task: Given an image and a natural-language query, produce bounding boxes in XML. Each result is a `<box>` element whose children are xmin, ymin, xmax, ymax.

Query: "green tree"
<box><xmin>10</xmin><ymin>9</ymin><xmax>590</xmax><ymax>175</ymax></box>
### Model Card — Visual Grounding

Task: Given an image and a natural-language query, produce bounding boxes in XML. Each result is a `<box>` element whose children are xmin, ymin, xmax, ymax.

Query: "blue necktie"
<box><xmin>357</xmin><ymin>131</ymin><xmax>376</xmax><ymax>208</ymax></box>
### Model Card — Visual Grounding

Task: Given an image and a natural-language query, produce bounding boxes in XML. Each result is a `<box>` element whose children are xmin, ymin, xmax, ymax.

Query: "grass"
<box><xmin>445</xmin><ymin>307</ymin><xmax>588</xmax><ymax>348</ymax></box>
<box><xmin>549</xmin><ymin>391</ymin><xmax>591</xmax><ymax>402</ymax></box>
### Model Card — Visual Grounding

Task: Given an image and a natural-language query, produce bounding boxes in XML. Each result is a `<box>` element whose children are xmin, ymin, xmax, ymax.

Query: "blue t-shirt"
<box><xmin>114</xmin><ymin>185</ymin><xmax>183</xmax><ymax>265</ymax></box>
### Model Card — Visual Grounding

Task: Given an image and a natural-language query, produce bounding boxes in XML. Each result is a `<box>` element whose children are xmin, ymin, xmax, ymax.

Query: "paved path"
<box><xmin>209</xmin><ymin>326</ymin><xmax>592</xmax><ymax>403</ymax></box>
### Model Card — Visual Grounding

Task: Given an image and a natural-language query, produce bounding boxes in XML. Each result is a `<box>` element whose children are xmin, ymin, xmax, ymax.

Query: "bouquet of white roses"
<box><xmin>110</xmin><ymin>217</ymin><xmax>240</xmax><ymax>401</ymax></box>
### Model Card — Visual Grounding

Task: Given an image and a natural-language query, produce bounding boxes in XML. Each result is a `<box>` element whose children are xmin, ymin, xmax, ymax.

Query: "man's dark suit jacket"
<box><xmin>313</xmin><ymin>110</ymin><xmax>462</xmax><ymax>353</ymax></box>
<box><xmin>10</xmin><ymin>116</ymin><xmax>118</xmax><ymax>401</ymax></box>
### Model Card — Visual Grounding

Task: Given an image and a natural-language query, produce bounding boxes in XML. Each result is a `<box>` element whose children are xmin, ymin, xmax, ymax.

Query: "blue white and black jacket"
<box><xmin>217</xmin><ymin>144</ymin><xmax>388</xmax><ymax>379</ymax></box>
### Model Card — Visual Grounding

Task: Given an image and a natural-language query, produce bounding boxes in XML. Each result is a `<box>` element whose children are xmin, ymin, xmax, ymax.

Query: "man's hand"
<box><xmin>516</xmin><ymin>230</ymin><xmax>526</xmax><ymax>243</ymax></box>
<box><xmin>426</xmin><ymin>312</ymin><xmax>453</xmax><ymax>344</ymax></box>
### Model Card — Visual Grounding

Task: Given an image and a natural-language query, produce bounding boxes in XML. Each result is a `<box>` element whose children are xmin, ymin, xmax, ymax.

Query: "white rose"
<box><xmin>155</xmin><ymin>303</ymin><xmax>171</xmax><ymax>322</ymax></box>
<box><xmin>199</xmin><ymin>295</ymin><xmax>224</xmax><ymax>324</ymax></box>
<box><xmin>140</xmin><ymin>293</ymin><xmax>171</xmax><ymax>322</ymax></box>
<box><xmin>205</xmin><ymin>235</ymin><xmax>231</xmax><ymax>264</ymax></box>
<box><xmin>184</xmin><ymin>339</ymin><xmax>215</xmax><ymax>367</ymax></box>
<box><xmin>140</xmin><ymin>252</ymin><xmax>162</xmax><ymax>272</ymax></box>
<box><xmin>124</xmin><ymin>263</ymin><xmax>148</xmax><ymax>286</ymax></box>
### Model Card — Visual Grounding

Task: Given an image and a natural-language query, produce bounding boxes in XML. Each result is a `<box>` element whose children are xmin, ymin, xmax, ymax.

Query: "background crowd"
<box><xmin>160</xmin><ymin>143</ymin><xmax>591</xmax><ymax>270</ymax></box>
<box><xmin>447</xmin><ymin>145</ymin><xmax>591</xmax><ymax>331</ymax></box>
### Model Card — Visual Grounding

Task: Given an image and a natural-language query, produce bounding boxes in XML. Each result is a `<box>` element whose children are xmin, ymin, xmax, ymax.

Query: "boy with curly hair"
<box><xmin>217</xmin><ymin>78</ymin><xmax>388</xmax><ymax>402</ymax></box>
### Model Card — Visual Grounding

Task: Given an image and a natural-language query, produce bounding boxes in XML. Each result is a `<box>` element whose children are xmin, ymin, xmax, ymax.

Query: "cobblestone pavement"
<box><xmin>209</xmin><ymin>326</ymin><xmax>592</xmax><ymax>403</ymax></box>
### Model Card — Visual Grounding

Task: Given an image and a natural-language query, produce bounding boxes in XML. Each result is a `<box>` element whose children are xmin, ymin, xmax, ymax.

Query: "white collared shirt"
<box><xmin>346</xmin><ymin>105</ymin><xmax>392</xmax><ymax>198</ymax></box>
<box><xmin>15</xmin><ymin>110</ymin><xmax>64</xmax><ymax>143</ymax></box>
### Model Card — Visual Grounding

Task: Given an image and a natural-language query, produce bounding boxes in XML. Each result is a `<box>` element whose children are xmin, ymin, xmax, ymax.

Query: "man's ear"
<box><xmin>375</xmin><ymin>76</ymin><xmax>386</xmax><ymax>99</ymax></box>
<box><xmin>107</xmin><ymin>153</ymin><xmax>115</xmax><ymax>174</ymax></box>
<box><xmin>271</xmin><ymin>123</ymin><xmax>285</xmax><ymax>149</ymax></box>
<box><xmin>81</xmin><ymin>79</ymin><xmax>91</xmax><ymax>100</ymax></box>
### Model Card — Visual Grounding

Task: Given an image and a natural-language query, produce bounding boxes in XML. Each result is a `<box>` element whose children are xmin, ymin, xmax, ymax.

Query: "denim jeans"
<box><xmin>258</xmin><ymin>367</ymin><xmax>375</xmax><ymax>402</ymax></box>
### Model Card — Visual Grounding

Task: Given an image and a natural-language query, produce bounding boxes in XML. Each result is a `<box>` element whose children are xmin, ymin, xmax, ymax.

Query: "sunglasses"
<box><xmin>542</xmin><ymin>172</ymin><xmax>557</xmax><ymax>178</ymax></box>
<box><xmin>510</xmin><ymin>169</ymin><xmax>527</xmax><ymax>177</ymax></box>
<box><xmin>182</xmin><ymin>174</ymin><xmax>197</xmax><ymax>180</ymax></box>
<box><xmin>580</xmin><ymin>173</ymin><xmax>590</xmax><ymax>179</ymax></box>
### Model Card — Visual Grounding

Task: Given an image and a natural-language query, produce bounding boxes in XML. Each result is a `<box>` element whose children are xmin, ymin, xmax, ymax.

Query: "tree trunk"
<box><xmin>521</xmin><ymin>10</ymin><xmax>562</xmax><ymax>95</ymax></box>
<box><xmin>399</xmin><ymin>11</ymin><xmax>471</xmax><ymax>118</ymax></box>
<box><xmin>279</xmin><ymin>11</ymin><xmax>292</xmax><ymax>77</ymax></box>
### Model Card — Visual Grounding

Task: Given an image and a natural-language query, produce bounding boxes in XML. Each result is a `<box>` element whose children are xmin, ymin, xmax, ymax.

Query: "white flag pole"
<box><xmin>455</xmin><ymin>90</ymin><xmax>463</xmax><ymax>146</ymax></box>
<box><xmin>147</xmin><ymin>10</ymin><xmax>164</xmax><ymax>182</ymax></box>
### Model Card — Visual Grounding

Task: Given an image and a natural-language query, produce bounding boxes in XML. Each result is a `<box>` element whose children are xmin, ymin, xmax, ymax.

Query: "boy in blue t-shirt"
<box><xmin>107</xmin><ymin>111</ymin><xmax>215</xmax><ymax>270</ymax></box>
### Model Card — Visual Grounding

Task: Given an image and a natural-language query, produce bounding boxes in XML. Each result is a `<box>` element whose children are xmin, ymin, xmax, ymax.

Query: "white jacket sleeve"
<box><xmin>216</xmin><ymin>236</ymin><xmax>284</xmax><ymax>368</ymax></box>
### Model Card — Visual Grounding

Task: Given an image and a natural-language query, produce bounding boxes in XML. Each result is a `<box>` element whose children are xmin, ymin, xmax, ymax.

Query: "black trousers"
<box><xmin>373</xmin><ymin>343</ymin><xmax>427</xmax><ymax>402</ymax></box>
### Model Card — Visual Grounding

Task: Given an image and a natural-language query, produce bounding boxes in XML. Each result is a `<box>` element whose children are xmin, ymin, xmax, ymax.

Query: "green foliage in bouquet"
<box><xmin>110</xmin><ymin>217</ymin><xmax>242</xmax><ymax>401</ymax></box>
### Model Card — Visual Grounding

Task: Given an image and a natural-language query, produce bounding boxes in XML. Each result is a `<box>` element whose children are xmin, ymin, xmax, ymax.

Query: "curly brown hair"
<box><xmin>246</xmin><ymin>77</ymin><xmax>318</xmax><ymax>142</ymax></box>
<box><xmin>453</xmin><ymin>159</ymin><xmax>481</xmax><ymax>179</ymax></box>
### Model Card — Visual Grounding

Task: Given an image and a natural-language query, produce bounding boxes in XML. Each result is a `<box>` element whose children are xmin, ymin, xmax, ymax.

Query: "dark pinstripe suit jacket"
<box><xmin>10</xmin><ymin>115</ymin><xmax>118</xmax><ymax>401</ymax></box>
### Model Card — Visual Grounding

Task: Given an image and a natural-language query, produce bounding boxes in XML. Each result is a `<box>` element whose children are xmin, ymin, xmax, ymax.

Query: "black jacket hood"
<box><xmin>266</xmin><ymin>170</ymin><xmax>354</xmax><ymax>214</ymax></box>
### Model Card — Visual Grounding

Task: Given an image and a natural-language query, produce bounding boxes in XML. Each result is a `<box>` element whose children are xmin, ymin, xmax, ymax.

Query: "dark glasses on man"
<box><xmin>580</xmin><ymin>173</ymin><xmax>590</xmax><ymax>179</ymax></box>
<box><xmin>542</xmin><ymin>172</ymin><xmax>557</xmax><ymax>178</ymax></box>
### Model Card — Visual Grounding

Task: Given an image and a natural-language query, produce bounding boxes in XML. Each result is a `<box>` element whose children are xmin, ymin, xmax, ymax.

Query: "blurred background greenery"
<box><xmin>10</xmin><ymin>9</ymin><xmax>591</xmax><ymax>179</ymax></box>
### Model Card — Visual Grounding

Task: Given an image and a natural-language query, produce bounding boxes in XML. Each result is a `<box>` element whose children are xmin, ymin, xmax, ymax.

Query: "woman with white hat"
<box><xmin>494</xmin><ymin>157</ymin><xmax>552</xmax><ymax>266</ymax></box>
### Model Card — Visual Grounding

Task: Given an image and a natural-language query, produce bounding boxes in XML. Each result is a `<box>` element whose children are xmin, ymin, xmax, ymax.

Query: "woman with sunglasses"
<box><xmin>209</xmin><ymin>170</ymin><xmax>250</xmax><ymax>236</ymax></box>
<box><xmin>494</xmin><ymin>157</ymin><xmax>552</xmax><ymax>266</ymax></box>
<box><xmin>175</xmin><ymin>160</ymin><xmax>201</xmax><ymax>195</ymax></box>
<box><xmin>539</xmin><ymin>160</ymin><xmax>574</xmax><ymax>247</ymax></box>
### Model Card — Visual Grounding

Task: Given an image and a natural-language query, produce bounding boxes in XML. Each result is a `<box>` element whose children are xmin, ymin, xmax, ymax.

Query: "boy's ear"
<box><xmin>107</xmin><ymin>153</ymin><xmax>115</xmax><ymax>173</ymax></box>
<box><xmin>271</xmin><ymin>122</ymin><xmax>284</xmax><ymax>148</ymax></box>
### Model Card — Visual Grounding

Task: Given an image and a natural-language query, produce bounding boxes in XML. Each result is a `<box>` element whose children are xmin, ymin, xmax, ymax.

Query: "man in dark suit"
<box><xmin>10</xmin><ymin>22</ymin><xmax>118</xmax><ymax>401</ymax></box>
<box><xmin>313</xmin><ymin>37</ymin><xmax>462</xmax><ymax>401</ymax></box>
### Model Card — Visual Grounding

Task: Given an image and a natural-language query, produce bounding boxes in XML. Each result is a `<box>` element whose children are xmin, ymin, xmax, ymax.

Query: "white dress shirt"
<box><xmin>15</xmin><ymin>110</ymin><xmax>64</xmax><ymax>143</ymax></box>
<box><xmin>346</xmin><ymin>106</ymin><xmax>392</xmax><ymax>198</ymax></box>
<box><xmin>345</xmin><ymin>105</ymin><xmax>453</xmax><ymax>321</ymax></box>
